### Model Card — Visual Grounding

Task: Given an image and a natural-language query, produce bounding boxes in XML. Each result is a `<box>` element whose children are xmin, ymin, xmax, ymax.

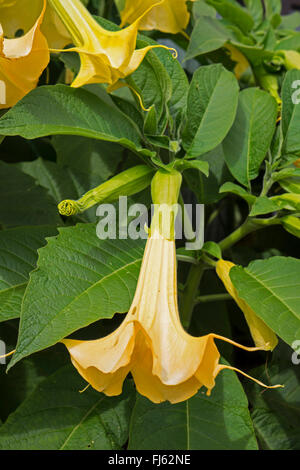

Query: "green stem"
<box><xmin>195</xmin><ymin>293</ymin><xmax>232</xmax><ymax>304</ymax></box>
<box><xmin>180</xmin><ymin>260</ymin><xmax>205</xmax><ymax>330</ymax></box>
<box><xmin>219</xmin><ymin>217</ymin><xmax>282</xmax><ymax>252</ymax></box>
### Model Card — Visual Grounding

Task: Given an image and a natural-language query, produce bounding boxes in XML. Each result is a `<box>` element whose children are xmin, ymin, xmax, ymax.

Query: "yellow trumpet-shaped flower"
<box><xmin>62</xmin><ymin>170</ymin><xmax>282</xmax><ymax>403</ymax></box>
<box><xmin>0</xmin><ymin>0</ymin><xmax>71</xmax><ymax>49</ymax></box>
<box><xmin>216</xmin><ymin>259</ymin><xmax>278</xmax><ymax>351</ymax></box>
<box><xmin>48</xmin><ymin>0</ymin><xmax>174</xmax><ymax>89</ymax></box>
<box><xmin>120</xmin><ymin>0</ymin><xmax>194</xmax><ymax>34</ymax></box>
<box><xmin>0</xmin><ymin>0</ymin><xmax>49</xmax><ymax>109</ymax></box>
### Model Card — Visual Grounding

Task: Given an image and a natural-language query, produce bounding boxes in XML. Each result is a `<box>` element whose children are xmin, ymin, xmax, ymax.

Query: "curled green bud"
<box><xmin>58</xmin><ymin>199</ymin><xmax>80</xmax><ymax>216</ymax></box>
<box><xmin>58</xmin><ymin>165</ymin><xmax>154</xmax><ymax>216</ymax></box>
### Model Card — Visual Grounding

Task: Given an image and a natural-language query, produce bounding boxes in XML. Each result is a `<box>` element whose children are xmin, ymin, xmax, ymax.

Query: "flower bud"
<box><xmin>58</xmin><ymin>165</ymin><xmax>154</xmax><ymax>216</ymax></box>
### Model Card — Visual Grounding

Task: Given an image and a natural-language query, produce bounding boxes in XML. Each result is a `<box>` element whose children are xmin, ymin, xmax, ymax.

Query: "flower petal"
<box><xmin>216</xmin><ymin>259</ymin><xmax>278</xmax><ymax>351</ymax></box>
<box><xmin>121</xmin><ymin>0</ymin><xmax>191</xmax><ymax>34</ymax></box>
<box><xmin>0</xmin><ymin>0</ymin><xmax>49</xmax><ymax>108</ymax></box>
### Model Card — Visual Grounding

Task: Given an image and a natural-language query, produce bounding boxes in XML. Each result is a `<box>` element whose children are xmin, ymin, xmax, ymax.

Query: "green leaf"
<box><xmin>219</xmin><ymin>182</ymin><xmax>256</xmax><ymax>204</ymax></box>
<box><xmin>186</xmin><ymin>16</ymin><xmax>231</xmax><ymax>60</ymax></box>
<box><xmin>0</xmin><ymin>85</ymin><xmax>153</xmax><ymax>159</ymax></box>
<box><xmin>0</xmin><ymin>226</ymin><xmax>58</xmax><ymax>323</ymax></box>
<box><xmin>271</xmin><ymin>193</ymin><xmax>300</xmax><ymax>211</ymax></box>
<box><xmin>249</xmin><ymin>196</ymin><xmax>279</xmax><ymax>216</ymax></box>
<box><xmin>279</xmin><ymin>12</ymin><xmax>300</xmax><ymax>30</ymax></box>
<box><xmin>9</xmin><ymin>224</ymin><xmax>145</xmax><ymax>369</ymax></box>
<box><xmin>223</xmin><ymin>88</ymin><xmax>277</xmax><ymax>187</ymax></box>
<box><xmin>279</xmin><ymin>176</ymin><xmax>300</xmax><ymax>194</ymax></box>
<box><xmin>282</xmin><ymin>70</ymin><xmax>300</xmax><ymax>158</ymax></box>
<box><xmin>280</xmin><ymin>215</ymin><xmax>300</xmax><ymax>238</ymax></box>
<box><xmin>128</xmin><ymin>46</ymin><xmax>172</xmax><ymax>129</ymax></box>
<box><xmin>129</xmin><ymin>366</ymin><xmax>258</xmax><ymax>450</ymax></box>
<box><xmin>185</xmin><ymin>145</ymin><xmax>233</xmax><ymax>204</ymax></box>
<box><xmin>193</xmin><ymin>0</ymin><xmax>216</xmax><ymax>19</ymax></box>
<box><xmin>230</xmin><ymin>257</ymin><xmax>300</xmax><ymax>347</ymax></box>
<box><xmin>175</xmin><ymin>159</ymin><xmax>209</xmax><ymax>177</ymax></box>
<box><xmin>52</xmin><ymin>135</ymin><xmax>123</xmax><ymax>182</ymax></box>
<box><xmin>206</xmin><ymin>0</ymin><xmax>254</xmax><ymax>33</ymax></box>
<box><xmin>0</xmin><ymin>161</ymin><xmax>61</xmax><ymax>227</ymax></box>
<box><xmin>201</xmin><ymin>241</ymin><xmax>222</xmax><ymax>259</ymax></box>
<box><xmin>264</xmin><ymin>0</ymin><xmax>282</xmax><ymax>18</ymax></box>
<box><xmin>244</xmin><ymin>0</ymin><xmax>263</xmax><ymax>28</ymax></box>
<box><xmin>183</xmin><ymin>64</ymin><xmax>239</xmax><ymax>158</ymax></box>
<box><xmin>154</xmin><ymin>46</ymin><xmax>189</xmax><ymax>117</ymax></box>
<box><xmin>0</xmin><ymin>365</ymin><xmax>135</xmax><ymax>450</ymax></box>
<box><xmin>247</xmin><ymin>342</ymin><xmax>300</xmax><ymax>450</ymax></box>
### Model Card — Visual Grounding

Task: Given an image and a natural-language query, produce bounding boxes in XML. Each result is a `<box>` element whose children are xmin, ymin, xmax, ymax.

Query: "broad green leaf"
<box><xmin>0</xmin><ymin>85</ymin><xmax>153</xmax><ymax>159</ymax></box>
<box><xmin>280</xmin><ymin>215</ymin><xmax>300</xmax><ymax>238</ymax></box>
<box><xmin>193</xmin><ymin>0</ymin><xmax>216</xmax><ymax>19</ymax></box>
<box><xmin>0</xmin><ymin>365</ymin><xmax>135</xmax><ymax>450</ymax></box>
<box><xmin>0</xmin><ymin>226</ymin><xmax>58</xmax><ymax>323</ymax></box>
<box><xmin>282</xmin><ymin>70</ymin><xmax>300</xmax><ymax>158</ymax></box>
<box><xmin>264</xmin><ymin>0</ymin><xmax>281</xmax><ymax>18</ymax></box>
<box><xmin>249</xmin><ymin>196</ymin><xmax>279</xmax><ymax>216</ymax></box>
<box><xmin>185</xmin><ymin>145</ymin><xmax>233</xmax><ymax>204</ymax></box>
<box><xmin>0</xmin><ymin>322</ymin><xmax>69</xmax><ymax>421</ymax></box>
<box><xmin>17</xmin><ymin>156</ymin><xmax>120</xmax><ymax>223</ymax></box>
<box><xmin>154</xmin><ymin>46</ymin><xmax>189</xmax><ymax>117</ymax></box>
<box><xmin>244</xmin><ymin>0</ymin><xmax>263</xmax><ymax>27</ymax></box>
<box><xmin>230</xmin><ymin>257</ymin><xmax>300</xmax><ymax>347</ymax></box>
<box><xmin>129</xmin><ymin>366</ymin><xmax>258</xmax><ymax>450</ymax></box>
<box><xmin>9</xmin><ymin>224</ymin><xmax>145</xmax><ymax>369</ymax></box>
<box><xmin>275</xmin><ymin>33</ymin><xmax>300</xmax><ymax>51</ymax></box>
<box><xmin>271</xmin><ymin>193</ymin><xmax>300</xmax><ymax>211</ymax></box>
<box><xmin>219</xmin><ymin>182</ymin><xmax>256</xmax><ymax>204</ymax></box>
<box><xmin>279</xmin><ymin>176</ymin><xmax>300</xmax><ymax>194</ymax></box>
<box><xmin>206</xmin><ymin>0</ymin><xmax>254</xmax><ymax>33</ymax></box>
<box><xmin>186</xmin><ymin>16</ymin><xmax>231</xmax><ymax>60</ymax></box>
<box><xmin>223</xmin><ymin>88</ymin><xmax>277</xmax><ymax>186</ymax></box>
<box><xmin>201</xmin><ymin>241</ymin><xmax>222</xmax><ymax>260</ymax></box>
<box><xmin>0</xmin><ymin>161</ymin><xmax>61</xmax><ymax>227</ymax></box>
<box><xmin>52</xmin><ymin>135</ymin><xmax>123</xmax><ymax>182</ymax></box>
<box><xmin>279</xmin><ymin>12</ymin><xmax>300</xmax><ymax>30</ymax></box>
<box><xmin>176</xmin><ymin>159</ymin><xmax>209</xmax><ymax>176</ymax></box>
<box><xmin>128</xmin><ymin>45</ymin><xmax>172</xmax><ymax>130</ymax></box>
<box><xmin>247</xmin><ymin>342</ymin><xmax>300</xmax><ymax>450</ymax></box>
<box><xmin>183</xmin><ymin>64</ymin><xmax>239</xmax><ymax>158</ymax></box>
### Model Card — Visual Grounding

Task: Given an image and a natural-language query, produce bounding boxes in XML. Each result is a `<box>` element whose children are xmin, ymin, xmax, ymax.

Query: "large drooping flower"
<box><xmin>62</xmin><ymin>170</ymin><xmax>281</xmax><ymax>404</ymax></box>
<box><xmin>48</xmin><ymin>0</ymin><xmax>174</xmax><ymax>89</ymax></box>
<box><xmin>0</xmin><ymin>0</ymin><xmax>49</xmax><ymax>109</ymax></box>
<box><xmin>120</xmin><ymin>0</ymin><xmax>193</xmax><ymax>34</ymax></box>
<box><xmin>216</xmin><ymin>259</ymin><xmax>278</xmax><ymax>351</ymax></box>
<box><xmin>0</xmin><ymin>0</ymin><xmax>71</xmax><ymax>49</ymax></box>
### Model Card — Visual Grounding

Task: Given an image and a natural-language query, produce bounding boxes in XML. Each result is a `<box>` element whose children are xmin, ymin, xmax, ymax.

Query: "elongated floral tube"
<box><xmin>58</xmin><ymin>165</ymin><xmax>154</xmax><ymax>216</ymax></box>
<box><xmin>120</xmin><ymin>0</ymin><xmax>194</xmax><ymax>35</ymax></box>
<box><xmin>62</xmin><ymin>170</ymin><xmax>282</xmax><ymax>403</ymax></box>
<box><xmin>0</xmin><ymin>0</ymin><xmax>49</xmax><ymax>108</ymax></box>
<box><xmin>48</xmin><ymin>0</ymin><xmax>176</xmax><ymax>88</ymax></box>
<box><xmin>216</xmin><ymin>259</ymin><xmax>278</xmax><ymax>351</ymax></box>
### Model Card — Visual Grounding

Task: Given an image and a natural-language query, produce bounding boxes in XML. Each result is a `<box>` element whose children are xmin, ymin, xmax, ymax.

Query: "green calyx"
<box><xmin>58</xmin><ymin>165</ymin><xmax>154</xmax><ymax>216</ymax></box>
<box><xmin>150</xmin><ymin>169</ymin><xmax>182</xmax><ymax>239</ymax></box>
